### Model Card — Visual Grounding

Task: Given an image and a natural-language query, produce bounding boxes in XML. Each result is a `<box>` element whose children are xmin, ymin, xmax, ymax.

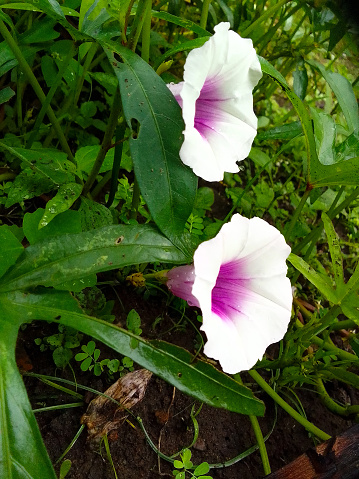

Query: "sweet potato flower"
<box><xmin>168</xmin><ymin>22</ymin><xmax>262</xmax><ymax>182</ymax></box>
<box><xmin>166</xmin><ymin>214</ymin><xmax>292</xmax><ymax>374</ymax></box>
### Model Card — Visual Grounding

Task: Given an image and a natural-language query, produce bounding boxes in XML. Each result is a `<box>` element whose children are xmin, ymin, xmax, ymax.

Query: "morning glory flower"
<box><xmin>166</xmin><ymin>214</ymin><xmax>292</xmax><ymax>374</ymax></box>
<box><xmin>168</xmin><ymin>22</ymin><xmax>262</xmax><ymax>182</ymax></box>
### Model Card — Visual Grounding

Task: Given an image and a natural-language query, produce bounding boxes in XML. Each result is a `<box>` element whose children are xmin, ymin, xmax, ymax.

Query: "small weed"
<box><xmin>172</xmin><ymin>449</ymin><xmax>212</xmax><ymax>479</ymax></box>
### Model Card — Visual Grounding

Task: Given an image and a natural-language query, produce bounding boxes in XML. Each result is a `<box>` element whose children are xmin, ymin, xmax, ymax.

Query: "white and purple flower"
<box><xmin>166</xmin><ymin>214</ymin><xmax>292</xmax><ymax>374</ymax></box>
<box><xmin>168</xmin><ymin>22</ymin><xmax>262</xmax><ymax>182</ymax></box>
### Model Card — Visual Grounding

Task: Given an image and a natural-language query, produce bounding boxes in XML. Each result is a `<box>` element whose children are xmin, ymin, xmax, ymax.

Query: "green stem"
<box><xmin>130</xmin><ymin>177</ymin><xmax>141</xmax><ymax>220</ymax></box>
<box><xmin>235</xmin><ymin>374</ymin><xmax>271</xmax><ymax>475</ymax></box>
<box><xmin>26</xmin><ymin>42</ymin><xmax>76</xmax><ymax>149</ymax></box>
<box><xmin>0</xmin><ymin>19</ymin><xmax>74</xmax><ymax>162</ymax></box>
<box><xmin>316</xmin><ymin>378</ymin><xmax>359</xmax><ymax>418</ymax></box>
<box><xmin>330</xmin><ymin>319</ymin><xmax>356</xmax><ymax>331</ymax></box>
<box><xmin>241</xmin><ymin>0</ymin><xmax>290</xmax><ymax>37</ymax></box>
<box><xmin>141</xmin><ymin>0</ymin><xmax>151</xmax><ymax>63</ymax></box>
<box><xmin>249</xmin><ymin>415</ymin><xmax>271</xmax><ymax>475</ymax></box>
<box><xmin>127</xmin><ymin>1</ymin><xmax>149</xmax><ymax>51</ymax></box>
<box><xmin>82</xmin><ymin>88</ymin><xmax>122</xmax><ymax>196</ymax></box>
<box><xmin>248</xmin><ymin>370</ymin><xmax>331</xmax><ymax>441</ymax></box>
<box><xmin>200</xmin><ymin>0</ymin><xmax>211</xmax><ymax>30</ymax></box>
<box><xmin>285</xmin><ymin>188</ymin><xmax>310</xmax><ymax>242</ymax></box>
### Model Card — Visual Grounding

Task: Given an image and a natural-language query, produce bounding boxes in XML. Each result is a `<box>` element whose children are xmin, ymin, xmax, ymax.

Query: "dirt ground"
<box><xmin>20</xmin><ymin>282</ymin><xmax>356</xmax><ymax>479</ymax></box>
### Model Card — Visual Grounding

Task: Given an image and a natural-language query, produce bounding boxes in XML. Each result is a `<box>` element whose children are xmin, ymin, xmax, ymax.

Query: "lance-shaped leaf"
<box><xmin>1</xmin><ymin>289</ymin><xmax>265</xmax><ymax>416</ymax></box>
<box><xmin>0</xmin><ymin>226</ymin><xmax>24</xmax><ymax>280</ymax></box>
<box><xmin>0</xmin><ymin>313</ymin><xmax>56</xmax><ymax>479</ymax></box>
<box><xmin>0</xmin><ymin>224</ymin><xmax>188</xmax><ymax>292</ymax></box>
<box><xmin>103</xmin><ymin>41</ymin><xmax>197</xmax><ymax>242</ymax></box>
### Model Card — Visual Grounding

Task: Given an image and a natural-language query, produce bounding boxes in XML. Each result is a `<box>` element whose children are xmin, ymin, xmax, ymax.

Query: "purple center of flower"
<box><xmin>211</xmin><ymin>260</ymin><xmax>250</xmax><ymax>322</ymax></box>
<box><xmin>194</xmin><ymin>78</ymin><xmax>225</xmax><ymax>138</ymax></box>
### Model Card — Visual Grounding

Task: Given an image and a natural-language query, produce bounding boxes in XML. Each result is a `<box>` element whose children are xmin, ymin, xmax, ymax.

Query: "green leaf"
<box><xmin>307</xmin><ymin>60</ymin><xmax>359</xmax><ymax>134</ymax></box>
<box><xmin>322</xmin><ymin>212</ymin><xmax>344</xmax><ymax>290</ymax></box>
<box><xmin>248</xmin><ymin>147</ymin><xmax>272</xmax><ymax>172</ymax></box>
<box><xmin>0</xmin><ymin>144</ymin><xmax>75</xmax><ymax>185</ymax></box>
<box><xmin>151</xmin><ymin>10</ymin><xmax>210</xmax><ymax>37</ymax></box>
<box><xmin>173</xmin><ymin>460</ymin><xmax>184</xmax><ymax>469</ymax></box>
<box><xmin>293</xmin><ymin>58</ymin><xmax>308</xmax><ymax>100</ymax></box>
<box><xmin>0</xmin><ymin>86</ymin><xmax>15</xmax><ymax>105</ymax></box>
<box><xmin>256</xmin><ymin>121</ymin><xmax>302</xmax><ymax>141</ymax></box>
<box><xmin>5</xmin><ymin>168</ymin><xmax>54</xmax><ymax>208</ymax></box>
<box><xmin>2</xmin><ymin>289</ymin><xmax>264</xmax><ymax>415</ymax></box>
<box><xmin>23</xmin><ymin>208</ymin><xmax>82</xmax><ymax>244</ymax></box>
<box><xmin>39</xmin><ymin>183</ymin><xmax>82</xmax><ymax>228</ymax></box>
<box><xmin>325</xmin><ymin>367</ymin><xmax>359</xmax><ymax>389</ymax></box>
<box><xmin>78</xmin><ymin>197</ymin><xmax>113</xmax><ymax>231</ymax></box>
<box><xmin>194</xmin><ymin>463</ymin><xmax>210</xmax><ymax>476</ymax></box>
<box><xmin>310</xmin><ymin>107</ymin><xmax>336</xmax><ymax>165</ymax></box>
<box><xmin>288</xmin><ymin>253</ymin><xmax>337</xmax><ymax>303</ymax></box>
<box><xmin>0</xmin><ymin>315</ymin><xmax>56</xmax><ymax>479</ymax></box>
<box><xmin>0</xmin><ymin>224</ymin><xmax>188</xmax><ymax>292</ymax></box>
<box><xmin>79</xmin><ymin>0</ymin><xmax>107</xmax><ymax>30</ymax></box>
<box><xmin>104</xmin><ymin>42</ymin><xmax>197</xmax><ymax>241</ymax></box>
<box><xmin>0</xmin><ymin>226</ymin><xmax>24</xmax><ymax>280</ymax></box>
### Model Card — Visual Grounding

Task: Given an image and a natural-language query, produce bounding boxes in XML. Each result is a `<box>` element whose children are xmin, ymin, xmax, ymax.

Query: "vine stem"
<box><xmin>285</xmin><ymin>188</ymin><xmax>311</xmax><ymax>242</ymax></box>
<box><xmin>0</xmin><ymin>18</ymin><xmax>74</xmax><ymax>162</ymax></box>
<box><xmin>200</xmin><ymin>0</ymin><xmax>212</xmax><ymax>30</ymax></box>
<box><xmin>141</xmin><ymin>0</ymin><xmax>152</xmax><ymax>63</ymax></box>
<box><xmin>235</xmin><ymin>374</ymin><xmax>271</xmax><ymax>475</ymax></box>
<box><xmin>248</xmin><ymin>370</ymin><xmax>331</xmax><ymax>441</ymax></box>
<box><xmin>82</xmin><ymin>88</ymin><xmax>122</xmax><ymax>196</ymax></box>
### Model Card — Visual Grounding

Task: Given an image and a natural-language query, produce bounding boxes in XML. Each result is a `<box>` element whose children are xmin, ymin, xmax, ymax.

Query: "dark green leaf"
<box><xmin>151</xmin><ymin>11</ymin><xmax>210</xmax><ymax>37</ymax></box>
<box><xmin>0</xmin><ymin>314</ymin><xmax>56</xmax><ymax>479</ymax></box>
<box><xmin>78</xmin><ymin>197</ymin><xmax>113</xmax><ymax>231</ymax></box>
<box><xmin>23</xmin><ymin>209</ymin><xmax>82</xmax><ymax>244</ymax></box>
<box><xmin>0</xmin><ymin>224</ymin><xmax>188</xmax><ymax>292</ymax></box>
<box><xmin>0</xmin><ymin>226</ymin><xmax>24</xmax><ymax>280</ymax></box>
<box><xmin>153</xmin><ymin>37</ymin><xmax>210</xmax><ymax>72</ymax></box>
<box><xmin>104</xmin><ymin>42</ymin><xmax>197</xmax><ymax>241</ymax></box>
<box><xmin>322</xmin><ymin>212</ymin><xmax>344</xmax><ymax>290</ymax></box>
<box><xmin>0</xmin><ymin>86</ymin><xmax>15</xmax><ymax>105</ymax></box>
<box><xmin>293</xmin><ymin>59</ymin><xmax>308</xmax><ymax>100</ymax></box>
<box><xmin>0</xmin><ymin>289</ymin><xmax>265</xmax><ymax>415</ymax></box>
<box><xmin>310</xmin><ymin>107</ymin><xmax>336</xmax><ymax>165</ymax></box>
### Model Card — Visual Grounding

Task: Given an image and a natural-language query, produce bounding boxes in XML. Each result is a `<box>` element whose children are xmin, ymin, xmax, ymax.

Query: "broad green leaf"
<box><xmin>0</xmin><ymin>289</ymin><xmax>265</xmax><ymax>416</ymax></box>
<box><xmin>288</xmin><ymin>253</ymin><xmax>337</xmax><ymax>303</ymax></box>
<box><xmin>39</xmin><ymin>183</ymin><xmax>82</xmax><ymax>228</ymax></box>
<box><xmin>5</xmin><ymin>168</ymin><xmax>54</xmax><ymax>208</ymax></box>
<box><xmin>0</xmin><ymin>144</ymin><xmax>75</xmax><ymax>185</ymax></box>
<box><xmin>0</xmin><ymin>225</ymin><xmax>188</xmax><ymax>292</ymax></box>
<box><xmin>20</xmin><ymin>17</ymin><xmax>59</xmax><ymax>43</ymax></box>
<box><xmin>322</xmin><ymin>212</ymin><xmax>344</xmax><ymax>290</ymax></box>
<box><xmin>104</xmin><ymin>42</ymin><xmax>197</xmax><ymax>241</ymax></box>
<box><xmin>256</xmin><ymin>121</ymin><xmax>302</xmax><ymax>141</ymax></box>
<box><xmin>310</xmin><ymin>107</ymin><xmax>336</xmax><ymax>165</ymax></box>
<box><xmin>0</xmin><ymin>226</ymin><xmax>23</xmax><ymax>280</ymax></box>
<box><xmin>309</xmin><ymin>156</ymin><xmax>359</xmax><ymax>187</ymax></box>
<box><xmin>307</xmin><ymin>60</ymin><xmax>359</xmax><ymax>134</ymax></box>
<box><xmin>0</xmin><ymin>86</ymin><xmax>14</xmax><ymax>105</ymax></box>
<box><xmin>23</xmin><ymin>209</ymin><xmax>82</xmax><ymax>244</ymax></box>
<box><xmin>0</xmin><ymin>315</ymin><xmax>56</xmax><ymax>479</ymax></box>
<box><xmin>78</xmin><ymin>197</ymin><xmax>113</xmax><ymax>231</ymax></box>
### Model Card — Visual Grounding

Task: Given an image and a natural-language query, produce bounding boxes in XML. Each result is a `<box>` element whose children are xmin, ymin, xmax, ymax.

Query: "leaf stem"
<box><xmin>248</xmin><ymin>370</ymin><xmax>331</xmax><ymax>441</ymax></box>
<box><xmin>127</xmin><ymin>1</ymin><xmax>149</xmax><ymax>51</ymax></box>
<box><xmin>0</xmin><ymin>18</ymin><xmax>74</xmax><ymax>162</ymax></box>
<box><xmin>200</xmin><ymin>0</ymin><xmax>212</xmax><ymax>30</ymax></box>
<box><xmin>82</xmin><ymin>88</ymin><xmax>122</xmax><ymax>196</ymax></box>
<box><xmin>130</xmin><ymin>177</ymin><xmax>141</xmax><ymax>220</ymax></box>
<box><xmin>316</xmin><ymin>377</ymin><xmax>359</xmax><ymax>418</ymax></box>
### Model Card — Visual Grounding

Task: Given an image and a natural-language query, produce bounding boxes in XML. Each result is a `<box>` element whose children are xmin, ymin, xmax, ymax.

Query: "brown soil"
<box><xmin>20</xmin><ymin>284</ymin><xmax>356</xmax><ymax>479</ymax></box>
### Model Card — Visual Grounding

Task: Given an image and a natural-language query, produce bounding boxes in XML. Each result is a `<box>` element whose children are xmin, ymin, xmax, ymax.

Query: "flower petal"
<box><xmin>173</xmin><ymin>22</ymin><xmax>262</xmax><ymax>181</ymax></box>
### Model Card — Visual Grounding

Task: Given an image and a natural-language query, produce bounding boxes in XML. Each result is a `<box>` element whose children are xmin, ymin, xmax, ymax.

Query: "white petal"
<box><xmin>176</xmin><ymin>22</ymin><xmax>262</xmax><ymax>181</ymax></box>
